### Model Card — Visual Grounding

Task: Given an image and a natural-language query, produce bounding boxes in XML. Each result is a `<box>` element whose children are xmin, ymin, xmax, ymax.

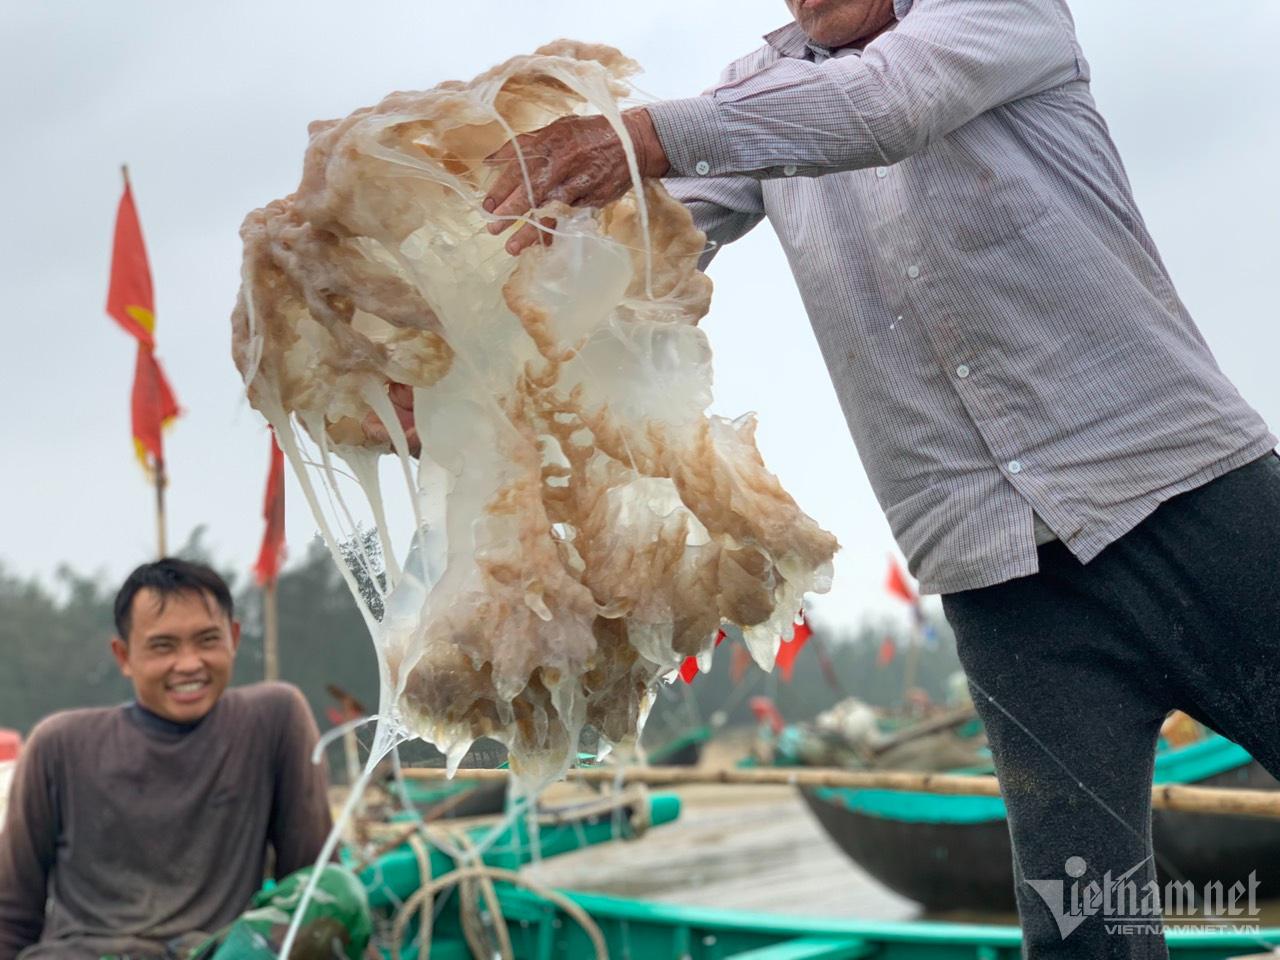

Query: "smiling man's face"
<box><xmin>785</xmin><ymin>0</ymin><xmax>897</xmax><ymax>48</ymax></box>
<box><xmin>111</xmin><ymin>587</ymin><xmax>241</xmax><ymax>724</ymax></box>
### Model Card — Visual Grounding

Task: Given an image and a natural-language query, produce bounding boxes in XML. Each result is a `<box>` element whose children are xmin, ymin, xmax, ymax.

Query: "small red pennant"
<box><xmin>680</xmin><ymin>628</ymin><xmax>726</xmax><ymax>684</ymax></box>
<box><xmin>774</xmin><ymin>613</ymin><xmax>812</xmax><ymax>683</ymax></box>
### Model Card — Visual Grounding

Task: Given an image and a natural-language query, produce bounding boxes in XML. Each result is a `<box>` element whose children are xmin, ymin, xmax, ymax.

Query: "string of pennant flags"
<box><xmin>680</xmin><ymin>555</ymin><xmax>930</xmax><ymax>684</ymax></box>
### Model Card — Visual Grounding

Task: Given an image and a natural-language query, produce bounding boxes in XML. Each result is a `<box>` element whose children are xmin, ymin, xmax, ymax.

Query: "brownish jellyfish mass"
<box><xmin>231</xmin><ymin>40</ymin><xmax>838</xmax><ymax>787</ymax></box>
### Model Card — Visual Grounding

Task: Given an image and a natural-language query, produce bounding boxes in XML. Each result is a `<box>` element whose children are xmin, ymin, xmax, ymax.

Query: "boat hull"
<box><xmin>799</xmin><ymin>742</ymin><xmax>1280</xmax><ymax>912</ymax></box>
<box><xmin>799</xmin><ymin>785</ymin><xmax>1016</xmax><ymax>912</ymax></box>
<box><xmin>1151</xmin><ymin>759</ymin><xmax>1280</xmax><ymax>891</ymax></box>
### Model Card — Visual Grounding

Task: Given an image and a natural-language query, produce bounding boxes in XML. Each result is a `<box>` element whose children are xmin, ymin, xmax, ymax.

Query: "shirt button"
<box><xmin>1007</xmin><ymin>460</ymin><xmax>1023</xmax><ymax>475</ymax></box>
<box><xmin>906</xmin><ymin>265</ymin><xmax>921</xmax><ymax>279</ymax></box>
<box><xmin>955</xmin><ymin>364</ymin><xmax>970</xmax><ymax>379</ymax></box>
<box><xmin>783</xmin><ymin>164</ymin><xmax>798</xmax><ymax>176</ymax></box>
<box><xmin>694</xmin><ymin>160</ymin><xmax>711</xmax><ymax>176</ymax></box>
<box><xmin>875</xmin><ymin>166</ymin><xmax>888</xmax><ymax>178</ymax></box>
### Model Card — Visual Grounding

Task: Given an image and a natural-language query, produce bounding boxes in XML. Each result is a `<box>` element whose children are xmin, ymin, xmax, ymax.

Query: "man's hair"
<box><xmin>113</xmin><ymin>558</ymin><xmax>234</xmax><ymax>641</ymax></box>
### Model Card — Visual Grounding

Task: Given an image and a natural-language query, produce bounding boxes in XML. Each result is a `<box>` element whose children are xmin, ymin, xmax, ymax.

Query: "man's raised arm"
<box><xmin>484</xmin><ymin>0</ymin><xmax>1082</xmax><ymax>255</ymax></box>
<box><xmin>647</xmin><ymin>0</ymin><xmax>1082</xmax><ymax>180</ymax></box>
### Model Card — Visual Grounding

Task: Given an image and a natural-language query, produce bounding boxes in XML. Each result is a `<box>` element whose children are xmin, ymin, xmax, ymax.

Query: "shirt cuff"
<box><xmin>647</xmin><ymin>96</ymin><xmax>734</xmax><ymax>179</ymax></box>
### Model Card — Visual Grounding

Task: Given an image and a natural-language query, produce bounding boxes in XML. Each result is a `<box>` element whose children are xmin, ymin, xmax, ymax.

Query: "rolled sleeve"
<box><xmin>648</xmin><ymin>96</ymin><xmax>735</xmax><ymax>179</ymax></box>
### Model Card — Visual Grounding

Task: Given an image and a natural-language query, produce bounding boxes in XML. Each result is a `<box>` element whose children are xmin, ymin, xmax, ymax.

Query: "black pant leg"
<box><xmin>944</xmin><ymin>551</ymin><xmax>1173</xmax><ymax>960</ymax></box>
<box><xmin>1111</xmin><ymin>454</ymin><xmax>1280</xmax><ymax>779</ymax></box>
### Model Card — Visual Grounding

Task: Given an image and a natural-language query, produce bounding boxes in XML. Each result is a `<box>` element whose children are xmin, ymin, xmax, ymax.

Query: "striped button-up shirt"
<box><xmin>647</xmin><ymin>0</ymin><xmax>1275</xmax><ymax>594</ymax></box>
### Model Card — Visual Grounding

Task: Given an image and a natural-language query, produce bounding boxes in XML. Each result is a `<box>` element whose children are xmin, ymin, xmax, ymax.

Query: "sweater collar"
<box><xmin>125</xmin><ymin>700</ymin><xmax>207</xmax><ymax>737</ymax></box>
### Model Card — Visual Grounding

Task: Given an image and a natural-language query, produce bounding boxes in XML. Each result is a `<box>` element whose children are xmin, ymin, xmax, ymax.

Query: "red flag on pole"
<box><xmin>885</xmin><ymin>555</ymin><xmax>919</xmax><ymax>606</ymax></box>
<box><xmin>107</xmin><ymin>179</ymin><xmax>156</xmax><ymax>348</ymax></box>
<box><xmin>130</xmin><ymin>344</ymin><xmax>180</xmax><ymax>468</ymax></box>
<box><xmin>254</xmin><ymin>432</ymin><xmax>287</xmax><ymax>586</ymax></box>
<box><xmin>108</xmin><ymin>171</ymin><xmax>179</xmax><ymax>470</ymax></box>
<box><xmin>774</xmin><ymin>614</ymin><xmax>813</xmax><ymax>683</ymax></box>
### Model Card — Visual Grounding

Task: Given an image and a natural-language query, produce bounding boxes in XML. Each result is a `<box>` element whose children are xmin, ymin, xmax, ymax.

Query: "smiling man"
<box><xmin>472</xmin><ymin>0</ymin><xmax>1280</xmax><ymax>956</ymax></box>
<box><xmin>0</xmin><ymin>559</ymin><xmax>333</xmax><ymax>960</ymax></box>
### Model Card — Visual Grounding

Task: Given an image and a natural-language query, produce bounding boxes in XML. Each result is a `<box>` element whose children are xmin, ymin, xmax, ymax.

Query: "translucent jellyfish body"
<box><xmin>231</xmin><ymin>41</ymin><xmax>838</xmax><ymax>787</ymax></box>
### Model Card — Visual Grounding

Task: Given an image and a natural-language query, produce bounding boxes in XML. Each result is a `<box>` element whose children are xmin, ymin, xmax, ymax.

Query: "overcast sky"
<box><xmin>2</xmin><ymin>1</ymin><xmax>1278</xmax><ymax>633</ymax></box>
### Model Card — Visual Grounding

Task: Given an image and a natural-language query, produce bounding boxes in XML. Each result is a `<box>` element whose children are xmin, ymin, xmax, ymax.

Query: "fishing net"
<box><xmin>230</xmin><ymin>39</ymin><xmax>838</xmax><ymax>792</ymax></box>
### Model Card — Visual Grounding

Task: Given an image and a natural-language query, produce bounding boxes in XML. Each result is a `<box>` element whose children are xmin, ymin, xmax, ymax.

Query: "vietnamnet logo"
<box><xmin>1026</xmin><ymin>856</ymin><xmax>1262</xmax><ymax>938</ymax></box>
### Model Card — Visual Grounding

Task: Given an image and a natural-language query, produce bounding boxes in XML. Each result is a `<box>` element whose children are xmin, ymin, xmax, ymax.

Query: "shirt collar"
<box><xmin>764</xmin><ymin>0</ymin><xmax>912</xmax><ymax>60</ymax></box>
<box><xmin>126</xmin><ymin>700</ymin><xmax>206</xmax><ymax>738</ymax></box>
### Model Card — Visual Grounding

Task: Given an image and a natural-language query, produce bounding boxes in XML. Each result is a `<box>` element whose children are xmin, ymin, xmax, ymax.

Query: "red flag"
<box><xmin>886</xmin><ymin>555</ymin><xmax>919</xmax><ymax>605</ymax></box>
<box><xmin>109</xmin><ymin>173</ymin><xmax>180</xmax><ymax>469</ymax></box>
<box><xmin>254</xmin><ymin>432</ymin><xmax>287</xmax><ymax>586</ymax></box>
<box><xmin>107</xmin><ymin>178</ymin><xmax>156</xmax><ymax>349</ymax></box>
<box><xmin>130</xmin><ymin>343</ymin><xmax>179</xmax><ymax>468</ymax></box>
<box><xmin>774</xmin><ymin>614</ymin><xmax>812</xmax><ymax>683</ymax></box>
<box><xmin>877</xmin><ymin>635</ymin><xmax>897</xmax><ymax>667</ymax></box>
<box><xmin>680</xmin><ymin>628</ymin><xmax>725</xmax><ymax>684</ymax></box>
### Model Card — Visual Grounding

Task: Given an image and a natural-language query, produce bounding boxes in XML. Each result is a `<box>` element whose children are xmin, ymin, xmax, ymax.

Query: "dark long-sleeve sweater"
<box><xmin>0</xmin><ymin>683</ymin><xmax>333</xmax><ymax>960</ymax></box>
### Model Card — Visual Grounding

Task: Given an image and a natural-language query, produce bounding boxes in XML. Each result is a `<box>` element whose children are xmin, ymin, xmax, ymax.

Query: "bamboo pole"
<box><xmin>400</xmin><ymin>764</ymin><xmax>1280</xmax><ymax>821</ymax></box>
<box><xmin>262</xmin><ymin>579</ymin><xmax>279</xmax><ymax>682</ymax></box>
<box><xmin>154</xmin><ymin>456</ymin><xmax>168</xmax><ymax>557</ymax></box>
<box><xmin>900</xmin><ymin>633</ymin><xmax>921</xmax><ymax>701</ymax></box>
<box><xmin>124</xmin><ymin>164</ymin><xmax>169</xmax><ymax>559</ymax></box>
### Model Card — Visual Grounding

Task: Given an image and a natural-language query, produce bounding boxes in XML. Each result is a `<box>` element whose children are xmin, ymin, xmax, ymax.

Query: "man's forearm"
<box><xmin>620</xmin><ymin>108</ymin><xmax>670</xmax><ymax>180</ymax></box>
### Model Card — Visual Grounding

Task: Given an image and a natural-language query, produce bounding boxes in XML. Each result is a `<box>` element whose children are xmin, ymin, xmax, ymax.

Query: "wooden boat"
<box><xmin>796</xmin><ymin>733</ymin><xmax>1280</xmax><ymax>912</ymax></box>
<box><xmin>491</xmin><ymin>889</ymin><xmax>1280</xmax><ymax>959</ymax></box>
<box><xmin>395</xmin><ymin>775</ymin><xmax>509</xmax><ymax>820</ymax></box>
<box><xmin>359</xmin><ymin>782</ymin><xmax>1280</xmax><ymax>959</ymax></box>
<box><xmin>647</xmin><ymin>723</ymin><xmax>712</xmax><ymax>767</ymax></box>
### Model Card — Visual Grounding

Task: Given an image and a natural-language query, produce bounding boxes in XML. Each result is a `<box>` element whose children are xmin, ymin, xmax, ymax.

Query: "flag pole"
<box><xmin>154</xmin><ymin>457</ymin><xmax>168</xmax><ymax>557</ymax></box>
<box><xmin>263</xmin><ymin>579</ymin><xmax>279</xmax><ymax>681</ymax></box>
<box><xmin>120</xmin><ymin>164</ymin><xmax>168</xmax><ymax>558</ymax></box>
<box><xmin>901</xmin><ymin>626</ymin><xmax>921</xmax><ymax>703</ymax></box>
<box><xmin>256</xmin><ymin>431</ymin><xmax>286</xmax><ymax>680</ymax></box>
<box><xmin>112</xmin><ymin>163</ymin><xmax>179</xmax><ymax>555</ymax></box>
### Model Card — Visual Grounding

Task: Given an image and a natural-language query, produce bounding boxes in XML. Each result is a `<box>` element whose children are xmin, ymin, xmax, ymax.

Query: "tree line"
<box><xmin>0</xmin><ymin>531</ymin><xmax>963</xmax><ymax>764</ymax></box>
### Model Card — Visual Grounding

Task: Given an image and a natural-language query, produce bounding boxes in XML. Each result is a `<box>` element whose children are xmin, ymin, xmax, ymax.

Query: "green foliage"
<box><xmin>0</xmin><ymin>533</ymin><xmax>377</xmax><ymax>744</ymax></box>
<box><xmin>0</xmin><ymin>563</ymin><xmax>129</xmax><ymax>732</ymax></box>
<box><xmin>234</xmin><ymin>538</ymin><xmax>381</xmax><ymax>740</ymax></box>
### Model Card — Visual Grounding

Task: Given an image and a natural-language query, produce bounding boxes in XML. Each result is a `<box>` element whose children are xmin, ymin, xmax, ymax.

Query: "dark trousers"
<box><xmin>942</xmin><ymin>452</ymin><xmax>1280</xmax><ymax>959</ymax></box>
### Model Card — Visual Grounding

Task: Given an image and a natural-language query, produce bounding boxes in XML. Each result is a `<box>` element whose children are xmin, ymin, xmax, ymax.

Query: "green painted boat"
<box><xmin>797</xmin><ymin>733</ymin><xmax>1280</xmax><ymax>912</ymax></box>
<box><xmin>359</xmin><ymin>781</ymin><xmax>1280</xmax><ymax>959</ymax></box>
<box><xmin>488</xmin><ymin>889</ymin><xmax>1280</xmax><ymax>959</ymax></box>
<box><xmin>361</xmin><ymin>792</ymin><xmax>682</xmax><ymax>914</ymax></box>
<box><xmin>394</xmin><ymin>775</ymin><xmax>508</xmax><ymax>819</ymax></box>
<box><xmin>648</xmin><ymin>724</ymin><xmax>712</xmax><ymax>767</ymax></box>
